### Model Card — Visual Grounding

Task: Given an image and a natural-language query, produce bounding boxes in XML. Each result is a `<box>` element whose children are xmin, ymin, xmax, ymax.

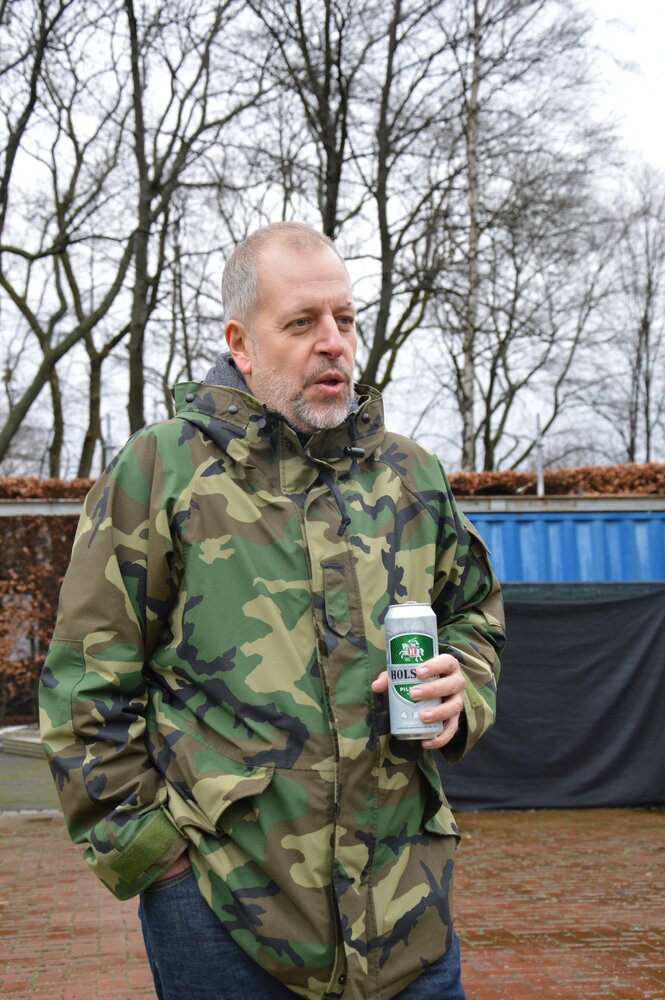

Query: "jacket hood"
<box><xmin>203</xmin><ymin>351</ymin><xmax>251</xmax><ymax>393</ymax></box>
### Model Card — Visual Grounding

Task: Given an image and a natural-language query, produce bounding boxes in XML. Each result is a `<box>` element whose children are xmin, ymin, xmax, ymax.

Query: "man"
<box><xmin>40</xmin><ymin>222</ymin><xmax>505</xmax><ymax>1000</ymax></box>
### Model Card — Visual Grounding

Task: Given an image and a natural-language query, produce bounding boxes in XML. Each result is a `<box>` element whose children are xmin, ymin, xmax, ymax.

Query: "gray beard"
<box><xmin>250</xmin><ymin>365</ymin><xmax>354</xmax><ymax>433</ymax></box>
<box><xmin>288</xmin><ymin>392</ymin><xmax>353</xmax><ymax>431</ymax></box>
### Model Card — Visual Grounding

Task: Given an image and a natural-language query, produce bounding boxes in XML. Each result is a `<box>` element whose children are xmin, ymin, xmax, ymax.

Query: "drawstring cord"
<box><xmin>316</xmin><ymin>467</ymin><xmax>352</xmax><ymax>536</ymax></box>
<box><xmin>307</xmin><ymin>420</ymin><xmax>365</xmax><ymax>536</ymax></box>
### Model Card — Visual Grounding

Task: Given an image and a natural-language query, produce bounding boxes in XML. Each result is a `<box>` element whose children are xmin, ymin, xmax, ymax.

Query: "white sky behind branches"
<box><xmin>2</xmin><ymin>0</ymin><xmax>664</xmax><ymax>474</ymax></box>
<box><xmin>586</xmin><ymin>0</ymin><xmax>665</xmax><ymax>170</ymax></box>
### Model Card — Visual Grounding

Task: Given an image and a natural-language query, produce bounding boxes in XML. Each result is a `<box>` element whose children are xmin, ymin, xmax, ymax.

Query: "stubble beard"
<box><xmin>252</xmin><ymin>362</ymin><xmax>354</xmax><ymax>433</ymax></box>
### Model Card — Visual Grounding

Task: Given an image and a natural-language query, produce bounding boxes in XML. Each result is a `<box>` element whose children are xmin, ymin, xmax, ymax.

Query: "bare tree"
<box><xmin>411</xmin><ymin>0</ymin><xmax>615</xmax><ymax>469</ymax></box>
<box><xmin>588</xmin><ymin>166</ymin><xmax>665</xmax><ymax>463</ymax></box>
<box><xmin>3</xmin><ymin>0</ymin><xmax>658</xmax><ymax>476</ymax></box>
<box><xmin>147</xmin><ymin>196</ymin><xmax>222</xmax><ymax>421</ymax></box>
<box><xmin>122</xmin><ymin>0</ymin><xmax>266</xmax><ymax>431</ymax></box>
<box><xmin>0</xmin><ymin>0</ymin><xmax>75</xmax><ymax>234</ymax></box>
<box><xmin>357</xmin><ymin>0</ymin><xmax>462</xmax><ymax>390</ymax></box>
<box><xmin>246</xmin><ymin>0</ymin><xmax>380</xmax><ymax>238</ymax></box>
<box><xmin>0</xmin><ymin>1</ymin><xmax>136</xmax><ymax>473</ymax></box>
<box><xmin>248</xmin><ymin>0</ymin><xmax>466</xmax><ymax>392</ymax></box>
<box><xmin>0</xmin><ymin>0</ymin><xmax>265</xmax><ymax>470</ymax></box>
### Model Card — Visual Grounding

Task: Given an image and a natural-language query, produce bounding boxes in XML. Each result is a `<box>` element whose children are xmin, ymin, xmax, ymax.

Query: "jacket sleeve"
<box><xmin>39</xmin><ymin>429</ymin><xmax>189</xmax><ymax>899</ymax></box>
<box><xmin>431</xmin><ymin>475</ymin><xmax>506</xmax><ymax>764</ymax></box>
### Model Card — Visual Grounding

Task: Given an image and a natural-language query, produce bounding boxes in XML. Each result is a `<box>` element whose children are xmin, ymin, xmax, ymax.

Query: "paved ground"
<box><xmin>456</xmin><ymin>809</ymin><xmax>664</xmax><ymax>1000</ymax></box>
<box><xmin>0</xmin><ymin>751</ymin><xmax>663</xmax><ymax>999</ymax></box>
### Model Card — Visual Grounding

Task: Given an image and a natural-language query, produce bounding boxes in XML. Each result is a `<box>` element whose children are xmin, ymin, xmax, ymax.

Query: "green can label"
<box><xmin>389</xmin><ymin>633</ymin><xmax>435</xmax><ymax>703</ymax></box>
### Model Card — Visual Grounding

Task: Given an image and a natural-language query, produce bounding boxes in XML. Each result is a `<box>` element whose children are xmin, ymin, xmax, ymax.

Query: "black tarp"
<box><xmin>441</xmin><ymin>584</ymin><xmax>665</xmax><ymax>811</ymax></box>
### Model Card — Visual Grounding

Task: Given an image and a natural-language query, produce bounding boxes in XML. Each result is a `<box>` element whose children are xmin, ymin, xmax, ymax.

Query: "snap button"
<box><xmin>284</xmin><ymin>440</ymin><xmax>293</xmax><ymax>450</ymax></box>
<box><xmin>362</xmin><ymin>411</ymin><xmax>371</xmax><ymax>423</ymax></box>
<box><xmin>228</xmin><ymin>404</ymin><xmax>239</xmax><ymax>414</ymax></box>
<box><xmin>185</xmin><ymin>392</ymin><xmax>195</xmax><ymax>403</ymax></box>
<box><xmin>338</xmin><ymin>974</ymin><xmax>346</xmax><ymax>984</ymax></box>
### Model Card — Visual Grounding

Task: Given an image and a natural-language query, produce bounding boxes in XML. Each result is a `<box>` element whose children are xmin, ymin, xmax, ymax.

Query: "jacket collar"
<box><xmin>172</xmin><ymin>380</ymin><xmax>386</xmax><ymax>475</ymax></box>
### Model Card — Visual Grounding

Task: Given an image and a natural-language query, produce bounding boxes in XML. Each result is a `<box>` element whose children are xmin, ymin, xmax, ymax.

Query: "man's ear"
<box><xmin>225</xmin><ymin>320</ymin><xmax>253</xmax><ymax>378</ymax></box>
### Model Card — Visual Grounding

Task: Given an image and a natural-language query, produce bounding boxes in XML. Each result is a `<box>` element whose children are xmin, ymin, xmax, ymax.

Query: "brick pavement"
<box><xmin>0</xmin><ymin>807</ymin><xmax>663</xmax><ymax>999</ymax></box>
<box><xmin>455</xmin><ymin>808</ymin><xmax>664</xmax><ymax>1000</ymax></box>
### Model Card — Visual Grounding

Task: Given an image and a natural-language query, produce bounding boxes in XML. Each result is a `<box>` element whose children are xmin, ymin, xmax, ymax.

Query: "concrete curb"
<box><xmin>0</xmin><ymin>725</ymin><xmax>44</xmax><ymax>758</ymax></box>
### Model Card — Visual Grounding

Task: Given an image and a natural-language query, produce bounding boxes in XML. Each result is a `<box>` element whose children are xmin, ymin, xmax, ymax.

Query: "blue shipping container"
<box><xmin>469</xmin><ymin>510</ymin><xmax>665</xmax><ymax>583</ymax></box>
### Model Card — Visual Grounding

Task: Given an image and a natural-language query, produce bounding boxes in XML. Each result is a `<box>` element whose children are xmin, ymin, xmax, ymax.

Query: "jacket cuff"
<box><xmin>84</xmin><ymin>808</ymin><xmax>189</xmax><ymax>900</ymax></box>
<box><xmin>439</xmin><ymin>709</ymin><xmax>468</xmax><ymax>763</ymax></box>
<box><xmin>440</xmin><ymin>676</ymin><xmax>496</xmax><ymax>763</ymax></box>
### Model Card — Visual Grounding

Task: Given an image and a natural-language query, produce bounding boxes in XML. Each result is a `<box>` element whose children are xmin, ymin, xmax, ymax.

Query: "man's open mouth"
<box><xmin>313</xmin><ymin>370</ymin><xmax>348</xmax><ymax>387</ymax></box>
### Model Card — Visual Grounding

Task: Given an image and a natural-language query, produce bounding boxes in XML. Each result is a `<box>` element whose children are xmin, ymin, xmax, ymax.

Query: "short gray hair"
<box><xmin>222</xmin><ymin>222</ymin><xmax>346</xmax><ymax>327</ymax></box>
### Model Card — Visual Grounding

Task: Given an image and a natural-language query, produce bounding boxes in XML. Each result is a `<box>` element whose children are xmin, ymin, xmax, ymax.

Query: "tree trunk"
<box><xmin>359</xmin><ymin>0</ymin><xmax>399</xmax><ymax>388</ymax></box>
<box><xmin>461</xmin><ymin>0</ymin><xmax>481</xmax><ymax>471</ymax></box>
<box><xmin>78</xmin><ymin>353</ymin><xmax>102</xmax><ymax>477</ymax></box>
<box><xmin>639</xmin><ymin>289</ymin><xmax>652</xmax><ymax>463</ymax></box>
<box><xmin>48</xmin><ymin>367</ymin><xmax>64</xmax><ymax>477</ymax></box>
<box><xmin>0</xmin><ymin>345</ymin><xmax>72</xmax><ymax>464</ymax></box>
<box><xmin>125</xmin><ymin>0</ymin><xmax>151</xmax><ymax>433</ymax></box>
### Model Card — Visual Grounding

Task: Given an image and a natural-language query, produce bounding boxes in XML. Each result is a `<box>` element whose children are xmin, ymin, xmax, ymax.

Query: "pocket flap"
<box><xmin>167</xmin><ymin>753</ymin><xmax>274</xmax><ymax>834</ymax></box>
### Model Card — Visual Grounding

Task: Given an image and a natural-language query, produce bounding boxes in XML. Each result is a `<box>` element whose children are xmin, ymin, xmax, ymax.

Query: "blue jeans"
<box><xmin>139</xmin><ymin>867</ymin><xmax>466</xmax><ymax>999</ymax></box>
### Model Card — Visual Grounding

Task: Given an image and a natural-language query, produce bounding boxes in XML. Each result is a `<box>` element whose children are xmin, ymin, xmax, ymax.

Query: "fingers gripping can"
<box><xmin>386</xmin><ymin>602</ymin><xmax>442</xmax><ymax>740</ymax></box>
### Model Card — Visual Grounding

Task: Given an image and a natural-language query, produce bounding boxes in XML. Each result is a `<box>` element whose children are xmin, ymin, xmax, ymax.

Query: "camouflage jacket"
<box><xmin>40</xmin><ymin>379</ymin><xmax>505</xmax><ymax>1000</ymax></box>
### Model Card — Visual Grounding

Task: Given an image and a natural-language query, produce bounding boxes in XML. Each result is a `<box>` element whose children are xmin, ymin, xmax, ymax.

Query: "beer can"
<box><xmin>385</xmin><ymin>602</ymin><xmax>442</xmax><ymax>740</ymax></box>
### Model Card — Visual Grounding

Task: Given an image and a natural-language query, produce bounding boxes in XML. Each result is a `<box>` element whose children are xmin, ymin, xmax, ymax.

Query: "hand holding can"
<box><xmin>385</xmin><ymin>602</ymin><xmax>443</xmax><ymax>740</ymax></box>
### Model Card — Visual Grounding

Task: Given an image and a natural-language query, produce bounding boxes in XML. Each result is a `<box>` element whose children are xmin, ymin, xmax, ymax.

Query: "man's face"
<box><xmin>226</xmin><ymin>243</ymin><xmax>357</xmax><ymax>434</ymax></box>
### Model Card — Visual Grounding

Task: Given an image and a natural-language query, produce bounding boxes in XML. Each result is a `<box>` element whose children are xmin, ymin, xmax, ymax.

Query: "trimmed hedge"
<box><xmin>2</xmin><ymin>463</ymin><xmax>665</xmax><ymax>501</ymax></box>
<box><xmin>0</xmin><ymin>514</ymin><xmax>77</xmax><ymax>721</ymax></box>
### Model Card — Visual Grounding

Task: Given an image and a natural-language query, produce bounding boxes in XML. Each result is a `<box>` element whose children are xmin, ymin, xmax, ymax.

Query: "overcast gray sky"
<box><xmin>587</xmin><ymin>0</ymin><xmax>665</xmax><ymax>169</ymax></box>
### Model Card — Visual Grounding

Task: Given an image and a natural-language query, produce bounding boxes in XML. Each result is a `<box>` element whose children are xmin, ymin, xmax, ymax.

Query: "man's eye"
<box><xmin>292</xmin><ymin>317</ymin><xmax>310</xmax><ymax>328</ymax></box>
<box><xmin>338</xmin><ymin>315</ymin><xmax>355</xmax><ymax>327</ymax></box>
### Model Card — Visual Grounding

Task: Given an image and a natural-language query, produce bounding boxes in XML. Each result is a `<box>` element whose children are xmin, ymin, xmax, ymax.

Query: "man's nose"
<box><xmin>316</xmin><ymin>316</ymin><xmax>345</xmax><ymax>356</ymax></box>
